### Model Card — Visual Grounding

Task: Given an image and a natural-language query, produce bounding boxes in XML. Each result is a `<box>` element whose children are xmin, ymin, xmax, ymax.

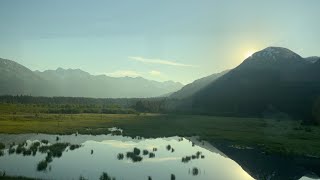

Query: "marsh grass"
<box><xmin>0</xmin><ymin>112</ymin><xmax>320</xmax><ymax>156</ymax></box>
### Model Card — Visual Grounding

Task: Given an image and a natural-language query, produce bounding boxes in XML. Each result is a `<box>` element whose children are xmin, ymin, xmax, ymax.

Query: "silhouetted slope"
<box><xmin>170</xmin><ymin>70</ymin><xmax>229</xmax><ymax>99</ymax></box>
<box><xmin>191</xmin><ymin>47</ymin><xmax>320</xmax><ymax>121</ymax></box>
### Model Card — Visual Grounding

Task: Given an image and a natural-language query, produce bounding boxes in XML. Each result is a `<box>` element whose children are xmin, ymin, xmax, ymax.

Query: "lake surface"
<box><xmin>0</xmin><ymin>133</ymin><xmax>319</xmax><ymax>180</ymax></box>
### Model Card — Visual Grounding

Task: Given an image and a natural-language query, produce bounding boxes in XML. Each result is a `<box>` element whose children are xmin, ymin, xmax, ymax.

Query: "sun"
<box><xmin>244</xmin><ymin>50</ymin><xmax>255</xmax><ymax>59</ymax></box>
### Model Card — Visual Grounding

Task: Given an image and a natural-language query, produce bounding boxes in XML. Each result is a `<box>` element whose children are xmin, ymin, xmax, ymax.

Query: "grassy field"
<box><xmin>1</xmin><ymin>111</ymin><xmax>320</xmax><ymax>157</ymax></box>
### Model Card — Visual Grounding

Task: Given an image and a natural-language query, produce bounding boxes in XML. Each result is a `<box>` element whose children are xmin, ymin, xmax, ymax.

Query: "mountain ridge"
<box><xmin>185</xmin><ymin>47</ymin><xmax>320</xmax><ymax>121</ymax></box>
<box><xmin>0</xmin><ymin>58</ymin><xmax>183</xmax><ymax>98</ymax></box>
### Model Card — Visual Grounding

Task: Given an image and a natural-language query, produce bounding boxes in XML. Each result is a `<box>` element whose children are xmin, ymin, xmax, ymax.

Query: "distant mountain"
<box><xmin>170</xmin><ymin>70</ymin><xmax>229</xmax><ymax>99</ymax></box>
<box><xmin>189</xmin><ymin>47</ymin><xmax>320</xmax><ymax>121</ymax></box>
<box><xmin>0</xmin><ymin>58</ymin><xmax>55</xmax><ymax>96</ymax></box>
<box><xmin>0</xmin><ymin>58</ymin><xmax>183</xmax><ymax>98</ymax></box>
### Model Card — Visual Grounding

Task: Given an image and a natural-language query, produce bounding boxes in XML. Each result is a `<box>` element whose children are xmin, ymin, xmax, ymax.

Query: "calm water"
<box><xmin>0</xmin><ymin>133</ymin><xmax>318</xmax><ymax>180</ymax></box>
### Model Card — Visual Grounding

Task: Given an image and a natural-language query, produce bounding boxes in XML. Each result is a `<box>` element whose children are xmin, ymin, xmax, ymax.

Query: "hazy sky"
<box><xmin>0</xmin><ymin>0</ymin><xmax>319</xmax><ymax>84</ymax></box>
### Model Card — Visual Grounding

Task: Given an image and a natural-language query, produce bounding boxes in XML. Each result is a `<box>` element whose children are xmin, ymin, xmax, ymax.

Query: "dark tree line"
<box><xmin>0</xmin><ymin>95</ymin><xmax>176</xmax><ymax>114</ymax></box>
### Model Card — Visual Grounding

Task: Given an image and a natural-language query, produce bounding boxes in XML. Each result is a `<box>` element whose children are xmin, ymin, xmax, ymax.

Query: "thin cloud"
<box><xmin>129</xmin><ymin>56</ymin><xmax>196</xmax><ymax>67</ymax></box>
<box><xmin>149</xmin><ymin>70</ymin><xmax>161</xmax><ymax>76</ymax></box>
<box><xmin>105</xmin><ymin>70</ymin><xmax>142</xmax><ymax>77</ymax></box>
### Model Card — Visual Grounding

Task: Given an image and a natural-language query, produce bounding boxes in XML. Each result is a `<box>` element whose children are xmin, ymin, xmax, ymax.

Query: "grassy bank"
<box><xmin>0</xmin><ymin>112</ymin><xmax>320</xmax><ymax>157</ymax></box>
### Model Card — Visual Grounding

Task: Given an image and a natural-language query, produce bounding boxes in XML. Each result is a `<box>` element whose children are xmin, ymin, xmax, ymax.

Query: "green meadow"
<box><xmin>1</xmin><ymin>104</ymin><xmax>320</xmax><ymax>157</ymax></box>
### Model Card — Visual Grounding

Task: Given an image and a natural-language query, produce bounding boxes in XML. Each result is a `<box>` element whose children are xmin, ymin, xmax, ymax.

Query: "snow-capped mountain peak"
<box><xmin>251</xmin><ymin>47</ymin><xmax>301</xmax><ymax>61</ymax></box>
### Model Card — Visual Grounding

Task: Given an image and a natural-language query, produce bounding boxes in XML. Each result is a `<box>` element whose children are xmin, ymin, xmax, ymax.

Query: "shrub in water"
<box><xmin>166</xmin><ymin>145</ymin><xmax>171</xmax><ymax>151</ymax></box>
<box><xmin>30</xmin><ymin>142</ymin><xmax>41</xmax><ymax>156</ymax></box>
<box><xmin>181</xmin><ymin>156</ymin><xmax>191</xmax><ymax>163</ymax></box>
<box><xmin>192</xmin><ymin>167</ymin><xmax>199</xmax><ymax>176</ymax></box>
<box><xmin>133</xmin><ymin>147</ymin><xmax>140</xmax><ymax>155</ymax></box>
<box><xmin>69</xmin><ymin>144</ymin><xmax>81</xmax><ymax>151</ymax></box>
<box><xmin>117</xmin><ymin>153</ymin><xmax>124</xmax><ymax>160</ymax></box>
<box><xmin>143</xmin><ymin>150</ymin><xmax>149</xmax><ymax>155</ymax></box>
<box><xmin>41</xmin><ymin>140</ymin><xmax>49</xmax><ymax>144</ymax></box>
<box><xmin>79</xmin><ymin>176</ymin><xmax>88</xmax><ymax>180</ymax></box>
<box><xmin>126</xmin><ymin>151</ymin><xmax>142</xmax><ymax>162</ymax></box>
<box><xmin>16</xmin><ymin>144</ymin><xmax>26</xmax><ymax>154</ymax></box>
<box><xmin>8</xmin><ymin>147</ymin><xmax>15</xmax><ymax>154</ymax></box>
<box><xmin>149</xmin><ymin>152</ymin><xmax>155</xmax><ymax>158</ymax></box>
<box><xmin>99</xmin><ymin>172</ymin><xmax>116</xmax><ymax>180</ymax></box>
<box><xmin>37</xmin><ymin>160</ymin><xmax>48</xmax><ymax>171</ymax></box>
<box><xmin>0</xmin><ymin>142</ymin><xmax>5</xmax><ymax>150</ymax></box>
<box><xmin>46</xmin><ymin>152</ymin><xmax>53</xmax><ymax>163</ymax></box>
<box><xmin>23</xmin><ymin>149</ymin><xmax>32</xmax><ymax>156</ymax></box>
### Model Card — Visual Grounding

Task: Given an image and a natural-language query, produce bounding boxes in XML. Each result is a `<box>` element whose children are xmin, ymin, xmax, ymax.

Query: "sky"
<box><xmin>0</xmin><ymin>0</ymin><xmax>319</xmax><ymax>84</ymax></box>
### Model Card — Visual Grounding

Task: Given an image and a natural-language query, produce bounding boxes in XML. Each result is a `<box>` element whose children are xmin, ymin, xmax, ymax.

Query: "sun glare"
<box><xmin>244</xmin><ymin>50</ymin><xmax>254</xmax><ymax>59</ymax></box>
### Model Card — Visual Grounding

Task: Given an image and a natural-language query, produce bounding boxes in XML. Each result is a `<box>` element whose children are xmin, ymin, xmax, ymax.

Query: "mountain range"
<box><xmin>1</xmin><ymin>46</ymin><xmax>320</xmax><ymax>121</ymax></box>
<box><xmin>0</xmin><ymin>58</ymin><xmax>183</xmax><ymax>98</ymax></box>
